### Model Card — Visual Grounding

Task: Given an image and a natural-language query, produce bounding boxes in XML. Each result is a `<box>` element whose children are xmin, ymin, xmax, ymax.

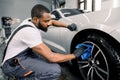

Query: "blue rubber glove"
<box><xmin>74</xmin><ymin>43</ymin><xmax>93</xmax><ymax>60</ymax></box>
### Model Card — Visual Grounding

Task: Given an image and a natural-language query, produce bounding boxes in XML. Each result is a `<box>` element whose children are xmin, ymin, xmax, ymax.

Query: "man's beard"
<box><xmin>37</xmin><ymin>23</ymin><xmax>48</xmax><ymax>32</ymax></box>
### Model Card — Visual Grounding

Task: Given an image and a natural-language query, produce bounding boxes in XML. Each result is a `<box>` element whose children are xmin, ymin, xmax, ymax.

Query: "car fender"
<box><xmin>69</xmin><ymin>23</ymin><xmax>120</xmax><ymax>51</ymax></box>
<box><xmin>110</xmin><ymin>27</ymin><xmax>120</xmax><ymax>43</ymax></box>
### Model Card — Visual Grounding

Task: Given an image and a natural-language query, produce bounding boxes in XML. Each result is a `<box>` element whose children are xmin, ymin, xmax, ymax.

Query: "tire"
<box><xmin>71</xmin><ymin>33</ymin><xmax>120</xmax><ymax>80</ymax></box>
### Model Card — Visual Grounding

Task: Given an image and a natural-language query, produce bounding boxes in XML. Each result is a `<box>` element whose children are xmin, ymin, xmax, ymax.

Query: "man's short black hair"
<box><xmin>31</xmin><ymin>4</ymin><xmax>50</xmax><ymax>18</ymax></box>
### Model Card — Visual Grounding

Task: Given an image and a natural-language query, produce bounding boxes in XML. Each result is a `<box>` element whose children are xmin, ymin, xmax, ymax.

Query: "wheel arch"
<box><xmin>70</xmin><ymin>29</ymin><xmax>120</xmax><ymax>53</ymax></box>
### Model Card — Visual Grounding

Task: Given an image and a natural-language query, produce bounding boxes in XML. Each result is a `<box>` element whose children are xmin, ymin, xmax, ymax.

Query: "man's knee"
<box><xmin>36</xmin><ymin>63</ymin><xmax>61</xmax><ymax>76</ymax></box>
<box><xmin>37</xmin><ymin>64</ymin><xmax>61</xmax><ymax>79</ymax></box>
<box><xmin>48</xmin><ymin>64</ymin><xmax>61</xmax><ymax>80</ymax></box>
<box><xmin>50</xmin><ymin>63</ymin><xmax>61</xmax><ymax>76</ymax></box>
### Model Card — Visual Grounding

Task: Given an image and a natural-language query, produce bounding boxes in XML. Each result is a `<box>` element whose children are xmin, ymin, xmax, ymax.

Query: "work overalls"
<box><xmin>2</xmin><ymin>48</ymin><xmax>61</xmax><ymax>80</ymax></box>
<box><xmin>1</xmin><ymin>24</ymin><xmax>61</xmax><ymax>80</ymax></box>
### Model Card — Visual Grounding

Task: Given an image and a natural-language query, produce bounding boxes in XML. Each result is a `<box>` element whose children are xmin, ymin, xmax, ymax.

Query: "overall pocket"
<box><xmin>2</xmin><ymin>58</ymin><xmax>33</xmax><ymax>78</ymax></box>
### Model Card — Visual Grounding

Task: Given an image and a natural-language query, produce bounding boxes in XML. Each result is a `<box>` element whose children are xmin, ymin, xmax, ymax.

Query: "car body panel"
<box><xmin>41</xmin><ymin>7</ymin><xmax>120</xmax><ymax>54</ymax></box>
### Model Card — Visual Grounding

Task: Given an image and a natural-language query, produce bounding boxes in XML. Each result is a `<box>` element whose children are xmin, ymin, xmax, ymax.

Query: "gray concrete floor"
<box><xmin>0</xmin><ymin>43</ymin><xmax>8</xmax><ymax>80</ymax></box>
<box><xmin>0</xmin><ymin>43</ymin><xmax>80</xmax><ymax>80</ymax></box>
<box><xmin>58</xmin><ymin>63</ymin><xmax>80</xmax><ymax>80</ymax></box>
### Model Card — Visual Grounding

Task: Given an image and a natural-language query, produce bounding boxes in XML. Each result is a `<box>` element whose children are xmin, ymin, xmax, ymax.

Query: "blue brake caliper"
<box><xmin>76</xmin><ymin>43</ymin><xmax>93</xmax><ymax>60</ymax></box>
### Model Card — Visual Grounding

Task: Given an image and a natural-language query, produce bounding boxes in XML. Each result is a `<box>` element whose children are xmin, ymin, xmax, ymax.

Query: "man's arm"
<box><xmin>51</xmin><ymin>20</ymin><xmax>77</xmax><ymax>31</ymax></box>
<box><xmin>32</xmin><ymin>42</ymin><xmax>76</xmax><ymax>63</ymax></box>
<box><xmin>51</xmin><ymin>20</ymin><xmax>68</xmax><ymax>28</ymax></box>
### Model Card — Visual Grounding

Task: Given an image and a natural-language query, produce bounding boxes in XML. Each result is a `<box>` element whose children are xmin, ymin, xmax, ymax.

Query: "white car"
<box><xmin>40</xmin><ymin>8</ymin><xmax>120</xmax><ymax>80</ymax></box>
<box><xmin>51</xmin><ymin>8</ymin><xmax>84</xmax><ymax>19</ymax></box>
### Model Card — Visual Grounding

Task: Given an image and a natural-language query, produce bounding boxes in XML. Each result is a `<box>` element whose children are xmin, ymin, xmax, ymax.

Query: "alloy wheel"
<box><xmin>77</xmin><ymin>41</ymin><xmax>109</xmax><ymax>80</ymax></box>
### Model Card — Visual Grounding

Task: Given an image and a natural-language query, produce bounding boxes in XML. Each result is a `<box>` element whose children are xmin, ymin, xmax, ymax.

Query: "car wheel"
<box><xmin>71</xmin><ymin>33</ymin><xmax>120</xmax><ymax>80</ymax></box>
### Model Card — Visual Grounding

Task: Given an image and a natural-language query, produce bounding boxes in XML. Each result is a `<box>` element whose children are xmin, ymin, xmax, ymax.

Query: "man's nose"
<box><xmin>47</xmin><ymin>21</ymin><xmax>52</xmax><ymax>26</ymax></box>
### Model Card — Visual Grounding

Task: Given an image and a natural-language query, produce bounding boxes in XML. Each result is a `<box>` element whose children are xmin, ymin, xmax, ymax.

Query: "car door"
<box><xmin>41</xmin><ymin>10</ymin><xmax>74</xmax><ymax>53</ymax></box>
<box><xmin>41</xmin><ymin>10</ymin><xmax>67</xmax><ymax>53</ymax></box>
<box><xmin>41</xmin><ymin>26</ymin><xmax>67</xmax><ymax>53</ymax></box>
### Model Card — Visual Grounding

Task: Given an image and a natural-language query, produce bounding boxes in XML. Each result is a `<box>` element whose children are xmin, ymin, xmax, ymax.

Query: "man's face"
<box><xmin>38</xmin><ymin>13</ymin><xmax>52</xmax><ymax>28</ymax></box>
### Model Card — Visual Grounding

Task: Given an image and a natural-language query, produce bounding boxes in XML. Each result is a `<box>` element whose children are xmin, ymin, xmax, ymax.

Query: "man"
<box><xmin>1</xmin><ymin>4</ymin><xmax>90</xmax><ymax>80</ymax></box>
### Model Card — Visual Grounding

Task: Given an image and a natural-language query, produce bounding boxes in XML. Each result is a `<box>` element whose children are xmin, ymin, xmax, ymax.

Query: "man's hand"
<box><xmin>73</xmin><ymin>43</ymin><xmax>93</xmax><ymax>60</ymax></box>
<box><xmin>74</xmin><ymin>46</ymin><xmax>87</xmax><ymax>58</ymax></box>
<box><xmin>67</xmin><ymin>23</ymin><xmax>77</xmax><ymax>31</ymax></box>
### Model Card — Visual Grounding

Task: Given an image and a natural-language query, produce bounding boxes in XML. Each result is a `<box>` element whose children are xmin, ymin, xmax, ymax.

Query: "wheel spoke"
<box><xmin>93</xmin><ymin>49</ymin><xmax>101</xmax><ymax>60</ymax></box>
<box><xmin>87</xmin><ymin>67</ymin><xmax>92</xmax><ymax>80</ymax></box>
<box><xmin>94</xmin><ymin>67</ymin><xmax>105</xmax><ymax>80</ymax></box>
<box><xmin>91</xmin><ymin>44</ymin><xmax>95</xmax><ymax>55</ymax></box>
<box><xmin>78</xmin><ymin>61</ymin><xmax>88</xmax><ymax>64</ymax></box>
<box><xmin>95</xmin><ymin>65</ymin><xmax>108</xmax><ymax>75</ymax></box>
<box><xmin>78</xmin><ymin>61</ymin><xmax>89</xmax><ymax>69</ymax></box>
<box><xmin>91</xmin><ymin>68</ymin><xmax>94</xmax><ymax>80</ymax></box>
<box><xmin>79</xmin><ymin>64</ymin><xmax>89</xmax><ymax>69</ymax></box>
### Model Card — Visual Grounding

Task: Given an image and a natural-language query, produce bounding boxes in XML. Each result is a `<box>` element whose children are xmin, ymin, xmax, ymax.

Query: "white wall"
<box><xmin>65</xmin><ymin>0</ymin><xmax>101</xmax><ymax>11</ymax></box>
<box><xmin>65</xmin><ymin>0</ymin><xmax>78</xmax><ymax>8</ymax></box>
<box><xmin>0</xmin><ymin>0</ymin><xmax>51</xmax><ymax>28</ymax></box>
<box><xmin>101</xmin><ymin>0</ymin><xmax>120</xmax><ymax>10</ymax></box>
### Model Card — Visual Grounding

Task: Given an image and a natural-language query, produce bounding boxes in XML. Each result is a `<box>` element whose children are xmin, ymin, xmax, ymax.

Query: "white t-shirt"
<box><xmin>2</xmin><ymin>18</ymin><xmax>43</xmax><ymax>65</ymax></box>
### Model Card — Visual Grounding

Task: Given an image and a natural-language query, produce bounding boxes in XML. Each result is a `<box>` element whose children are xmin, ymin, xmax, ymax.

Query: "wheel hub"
<box><xmin>88</xmin><ymin>59</ymin><xmax>100</xmax><ymax>67</ymax></box>
<box><xmin>88</xmin><ymin>59</ymin><xmax>95</xmax><ymax>66</ymax></box>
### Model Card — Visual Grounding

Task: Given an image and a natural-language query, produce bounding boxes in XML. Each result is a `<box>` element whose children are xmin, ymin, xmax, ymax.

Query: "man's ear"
<box><xmin>32</xmin><ymin>17</ymin><xmax>39</xmax><ymax>25</ymax></box>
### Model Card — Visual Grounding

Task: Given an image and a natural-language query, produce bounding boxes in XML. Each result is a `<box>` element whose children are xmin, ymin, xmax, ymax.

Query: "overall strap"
<box><xmin>1</xmin><ymin>25</ymin><xmax>33</xmax><ymax>62</ymax></box>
